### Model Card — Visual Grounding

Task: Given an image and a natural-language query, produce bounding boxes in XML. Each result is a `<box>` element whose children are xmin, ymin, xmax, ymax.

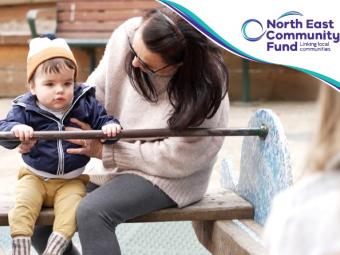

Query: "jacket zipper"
<box><xmin>58</xmin><ymin>87</ymin><xmax>90</xmax><ymax>175</ymax></box>
<box><xmin>37</xmin><ymin>112</ymin><xmax>64</xmax><ymax>176</ymax></box>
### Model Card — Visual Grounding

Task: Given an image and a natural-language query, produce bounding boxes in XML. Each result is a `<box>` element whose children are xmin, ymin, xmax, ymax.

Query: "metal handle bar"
<box><xmin>0</xmin><ymin>126</ymin><xmax>268</xmax><ymax>141</ymax></box>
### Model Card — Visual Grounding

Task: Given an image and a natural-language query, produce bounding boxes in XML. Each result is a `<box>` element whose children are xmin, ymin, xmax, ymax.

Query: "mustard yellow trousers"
<box><xmin>9</xmin><ymin>167</ymin><xmax>89</xmax><ymax>240</ymax></box>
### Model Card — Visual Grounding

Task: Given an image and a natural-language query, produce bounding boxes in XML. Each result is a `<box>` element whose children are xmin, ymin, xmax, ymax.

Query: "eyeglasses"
<box><xmin>128</xmin><ymin>37</ymin><xmax>172</xmax><ymax>75</ymax></box>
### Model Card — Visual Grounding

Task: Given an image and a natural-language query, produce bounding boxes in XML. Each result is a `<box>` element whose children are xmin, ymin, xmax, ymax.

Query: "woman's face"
<box><xmin>130</xmin><ymin>26</ymin><xmax>178</xmax><ymax>76</ymax></box>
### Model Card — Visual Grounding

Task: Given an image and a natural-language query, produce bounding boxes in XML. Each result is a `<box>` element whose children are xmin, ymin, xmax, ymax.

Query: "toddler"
<box><xmin>0</xmin><ymin>36</ymin><xmax>121</xmax><ymax>255</ymax></box>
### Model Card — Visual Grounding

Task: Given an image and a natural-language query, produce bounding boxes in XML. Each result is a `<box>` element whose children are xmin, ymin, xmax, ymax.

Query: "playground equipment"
<box><xmin>0</xmin><ymin>109</ymin><xmax>292</xmax><ymax>254</ymax></box>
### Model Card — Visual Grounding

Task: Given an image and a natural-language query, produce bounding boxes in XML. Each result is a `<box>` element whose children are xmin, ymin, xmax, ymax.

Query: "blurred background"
<box><xmin>0</xmin><ymin>0</ymin><xmax>321</xmax><ymax>100</ymax></box>
<box><xmin>0</xmin><ymin>1</ymin><xmax>323</xmax><ymax>254</ymax></box>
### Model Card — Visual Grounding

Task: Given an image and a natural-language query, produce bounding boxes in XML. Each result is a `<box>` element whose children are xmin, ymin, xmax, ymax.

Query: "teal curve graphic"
<box><xmin>278</xmin><ymin>11</ymin><xmax>303</xmax><ymax>20</ymax></box>
<box><xmin>157</xmin><ymin>0</ymin><xmax>340</xmax><ymax>90</ymax></box>
<box><xmin>241</xmin><ymin>19</ymin><xmax>267</xmax><ymax>42</ymax></box>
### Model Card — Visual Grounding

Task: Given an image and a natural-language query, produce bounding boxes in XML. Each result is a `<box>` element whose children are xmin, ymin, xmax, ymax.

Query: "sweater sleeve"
<box><xmin>102</xmin><ymin>97</ymin><xmax>229</xmax><ymax>178</ymax></box>
<box><xmin>103</xmin><ymin>136</ymin><xmax>224</xmax><ymax>178</ymax></box>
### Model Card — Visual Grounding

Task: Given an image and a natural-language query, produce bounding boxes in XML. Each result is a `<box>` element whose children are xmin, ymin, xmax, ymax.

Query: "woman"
<box><xmin>264</xmin><ymin>86</ymin><xmax>340</xmax><ymax>255</ymax></box>
<box><xmin>29</xmin><ymin>7</ymin><xmax>229</xmax><ymax>254</ymax></box>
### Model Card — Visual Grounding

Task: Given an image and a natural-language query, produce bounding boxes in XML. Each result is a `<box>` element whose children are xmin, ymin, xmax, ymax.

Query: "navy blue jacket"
<box><xmin>0</xmin><ymin>84</ymin><xmax>120</xmax><ymax>176</ymax></box>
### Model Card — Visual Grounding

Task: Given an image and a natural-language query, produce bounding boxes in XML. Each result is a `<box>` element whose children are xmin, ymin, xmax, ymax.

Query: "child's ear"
<box><xmin>29</xmin><ymin>82</ymin><xmax>36</xmax><ymax>95</ymax></box>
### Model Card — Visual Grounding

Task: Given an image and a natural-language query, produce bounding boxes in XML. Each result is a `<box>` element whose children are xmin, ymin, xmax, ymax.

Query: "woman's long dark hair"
<box><xmin>125</xmin><ymin>8</ymin><xmax>229</xmax><ymax>129</ymax></box>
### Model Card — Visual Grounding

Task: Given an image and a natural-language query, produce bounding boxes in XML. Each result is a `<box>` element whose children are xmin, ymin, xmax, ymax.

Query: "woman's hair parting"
<box><xmin>126</xmin><ymin>7</ymin><xmax>229</xmax><ymax>129</ymax></box>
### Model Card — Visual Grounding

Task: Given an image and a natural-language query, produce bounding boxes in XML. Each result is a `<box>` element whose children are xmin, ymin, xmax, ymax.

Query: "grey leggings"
<box><xmin>32</xmin><ymin>174</ymin><xmax>176</xmax><ymax>255</ymax></box>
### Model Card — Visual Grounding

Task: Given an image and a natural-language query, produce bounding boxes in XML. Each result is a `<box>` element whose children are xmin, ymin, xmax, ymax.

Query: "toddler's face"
<box><xmin>30</xmin><ymin>65</ymin><xmax>75</xmax><ymax>111</ymax></box>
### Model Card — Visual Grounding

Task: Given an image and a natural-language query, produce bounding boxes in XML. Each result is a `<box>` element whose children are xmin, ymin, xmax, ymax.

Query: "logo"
<box><xmin>241</xmin><ymin>19</ymin><xmax>267</xmax><ymax>42</ymax></box>
<box><xmin>241</xmin><ymin>11</ymin><xmax>339</xmax><ymax>52</ymax></box>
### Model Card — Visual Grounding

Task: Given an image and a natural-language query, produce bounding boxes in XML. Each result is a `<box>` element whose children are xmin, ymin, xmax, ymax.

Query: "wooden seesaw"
<box><xmin>0</xmin><ymin>109</ymin><xmax>292</xmax><ymax>255</ymax></box>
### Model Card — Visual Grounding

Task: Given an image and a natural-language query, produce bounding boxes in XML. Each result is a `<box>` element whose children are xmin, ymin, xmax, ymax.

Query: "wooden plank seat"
<box><xmin>27</xmin><ymin>0</ymin><xmax>161</xmax><ymax>71</ymax></box>
<box><xmin>0</xmin><ymin>189</ymin><xmax>253</xmax><ymax>226</ymax></box>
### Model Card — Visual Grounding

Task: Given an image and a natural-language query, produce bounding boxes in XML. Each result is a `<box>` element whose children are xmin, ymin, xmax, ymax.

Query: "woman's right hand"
<box><xmin>18</xmin><ymin>139</ymin><xmax>37</xmax><ymax>154</ymax></box>
<box><xmin>65</xmin><ymin>118</ymin><xmax>103</xmax><ymax>159</ymax></box>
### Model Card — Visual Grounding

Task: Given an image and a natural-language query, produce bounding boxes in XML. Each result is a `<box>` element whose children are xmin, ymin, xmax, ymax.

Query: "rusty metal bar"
<box><xmin>0</xmin><ymin>126</ymin><xmax>268</xmax><ymax>141</ymax></box>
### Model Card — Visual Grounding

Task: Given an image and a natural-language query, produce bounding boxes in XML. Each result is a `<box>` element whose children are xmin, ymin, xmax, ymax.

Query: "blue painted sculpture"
<box><xmin>221</xmin><ymin>109</ymin><xmax>293</xmax><ymax>225</ymax></box>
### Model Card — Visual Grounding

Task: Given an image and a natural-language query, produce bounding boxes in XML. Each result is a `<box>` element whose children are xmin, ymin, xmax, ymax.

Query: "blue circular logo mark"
<box><xmin>241</xmin><ymin>19</ymin><xmax>267</xmax><ymax>42</ymax></box>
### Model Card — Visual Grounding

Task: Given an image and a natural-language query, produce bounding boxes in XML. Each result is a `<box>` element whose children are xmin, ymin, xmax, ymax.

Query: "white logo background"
<box><xmin>159</xmin><ymin>0</ymin><xmax>340</xmax><ymax>88</ymax></box>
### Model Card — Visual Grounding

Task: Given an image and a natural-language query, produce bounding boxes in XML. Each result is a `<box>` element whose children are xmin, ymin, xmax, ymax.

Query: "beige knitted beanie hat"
<box><xmin>27</xmin><ymin>37</ymin><xmax>77</xmax><ymax>82</ymax></box>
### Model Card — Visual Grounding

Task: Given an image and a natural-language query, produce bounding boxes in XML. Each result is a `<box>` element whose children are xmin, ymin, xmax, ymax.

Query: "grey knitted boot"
<box><xmin>12</xmin><ymin>236</ymin><xmax>31</xmax><ymax>255</ymax></box>
<box><xmin>43</xmin><ymin>232</ymin><xmax>69</xmax><ymax>255</ymax></box>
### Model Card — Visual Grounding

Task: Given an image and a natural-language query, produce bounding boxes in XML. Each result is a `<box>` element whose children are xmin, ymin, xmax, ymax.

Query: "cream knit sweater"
<box><xmin>86</xmin><ymin>17</ymin><xmax>229</xmax><ymax>207</ymax></box>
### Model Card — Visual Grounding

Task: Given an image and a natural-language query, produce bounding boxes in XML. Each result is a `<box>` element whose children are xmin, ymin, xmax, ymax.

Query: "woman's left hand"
<box><xmin>65</xmin><ymin>118</ymin><xmax>103</xmax><ymax>159</ymax></box>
